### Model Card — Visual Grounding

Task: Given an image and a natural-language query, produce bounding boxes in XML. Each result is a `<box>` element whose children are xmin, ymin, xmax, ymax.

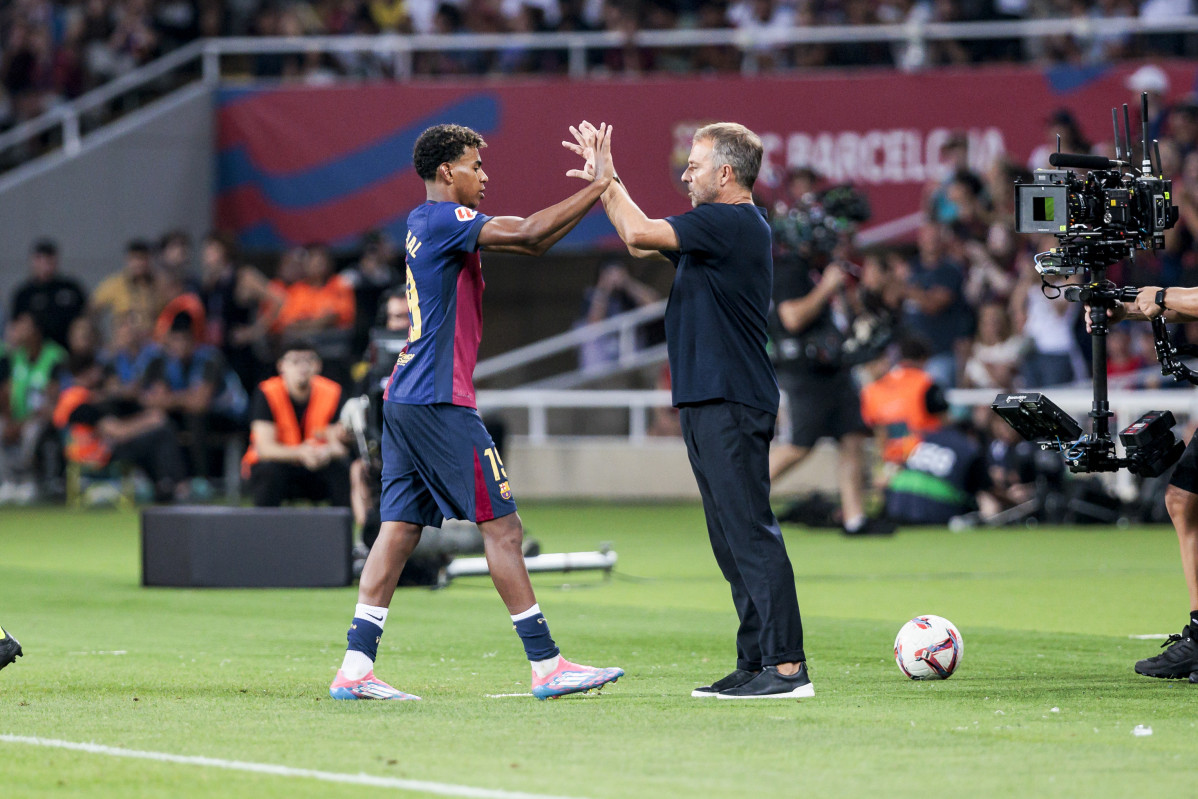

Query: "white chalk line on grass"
<box><xmin>1129</xmin><ymin>634</ymin><xmax>1171</xmax><ymax>640</ymax></box>
<box><xmin>0</xmin><ymin>735</ymin><xmax>589</xmax><ymax>799</ymax></box>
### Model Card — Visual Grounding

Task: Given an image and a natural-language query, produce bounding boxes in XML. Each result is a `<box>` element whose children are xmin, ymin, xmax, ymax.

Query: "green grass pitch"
<box><xmin>3</xmin><ymin>503</ymin><xmax>1198</xmax><ymax>798</ymax></box>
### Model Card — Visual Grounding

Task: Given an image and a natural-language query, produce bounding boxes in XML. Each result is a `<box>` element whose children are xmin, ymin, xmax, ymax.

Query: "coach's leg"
<box><xmin>1165</xmin><ymin>485</ymin><xmax>1198</xmax><ymax>613</ymax></box>
<box><xmin>682</xmin><ymin>407</ymin><xmax>763</xmax><ymax>672</ymax></box>
<box><xmin>699</xmin><ymin>403</ymin><xmax>805</xmax><ymax>671</ymax></box>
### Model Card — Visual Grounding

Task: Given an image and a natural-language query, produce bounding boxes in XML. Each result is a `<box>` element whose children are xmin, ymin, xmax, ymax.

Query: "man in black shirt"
<box><xmin>579</xmin><ymin>120</ymin><xmax>811</xmax><ymax>699</ymax></box>
<box><xmin>10</xmin><ymin>239</ymin><xmax>86</xmax><ymax>350</ymax></box>
<box><xmin>770</xmin><ymin>256</ymin><xmax>894</xmax><ymax>536</ymax></box>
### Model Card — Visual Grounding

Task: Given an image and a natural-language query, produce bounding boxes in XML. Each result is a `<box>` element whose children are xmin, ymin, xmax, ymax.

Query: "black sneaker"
<box><xmin>0</xmin><ymin>626</ymin><xmax>22</xmax><ymax>672</ymax></box>
<box><xmin>690</xmin><ymin>668</ymin><xmax>759</xmax><ymax>698</ymax></box>
<box><xmin>716</xmin><ymin>664</ymin><xmax>814</xmax><ymax>699</ymax></box>
<box><xmin>1135</xmin><ymin>625</ymin><xmax>1198</xmax><ymax>679</ymax></box>
<box><xmin>843</xmin><ymin>517</ymin><xmax>897</xmax><ymax>537</ymax></box>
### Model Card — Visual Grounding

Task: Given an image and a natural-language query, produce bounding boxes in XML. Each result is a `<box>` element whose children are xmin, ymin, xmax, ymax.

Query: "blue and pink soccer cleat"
<box><xmin>531</xmin><ymin>657</ymin><xmax>624</xmax><ymax>700</ymax></box>
<box><xmin>329</xmin><ymin>670</ymin><xmax>421</xmax><ymax>700</ymax></box>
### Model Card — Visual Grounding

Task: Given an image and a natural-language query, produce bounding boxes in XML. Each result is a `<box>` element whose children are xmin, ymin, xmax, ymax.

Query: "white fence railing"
<box><xmin>5</xmin><ymin>17</ymin><xmax>1198</xmax><ymax>175</ymax></box>
<box><xmin>474</xmin><ymin>300</ymin><xmax>667</xmax><ymax>387</ymax></box>
<box><xmin>478</xmin><ymin>386</ymin><xmax>1198</xmax><ymax>445</ymax></box>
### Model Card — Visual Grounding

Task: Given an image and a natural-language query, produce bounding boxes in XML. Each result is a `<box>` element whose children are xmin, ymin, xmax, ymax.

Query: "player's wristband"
<box><xmin>1156</xmin><ymin>288</ymin><xmax>1168</xmax><ymax>311</ymax></box>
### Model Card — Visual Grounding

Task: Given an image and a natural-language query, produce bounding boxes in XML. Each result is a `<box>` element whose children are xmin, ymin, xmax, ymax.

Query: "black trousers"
<box><xmin>680</xmin><ymin>400</ymin><xmax>805</xmax><ymax>669</ymax></box>
<box><xmin>249</xmin><ymin>460</ymin><xmax>351</xmax><ymax>508</ymax></box>
<box><xmin>111</xmin><ymin>425</ymin><xmax>186</xmax><ymax>501</ymax></box>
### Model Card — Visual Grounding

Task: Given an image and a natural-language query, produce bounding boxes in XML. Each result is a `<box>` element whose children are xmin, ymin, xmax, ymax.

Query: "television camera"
<box><xmin>992</xmin><ymin>92</ymin><xmax>1190</xmax><ymax>477</ymax></box>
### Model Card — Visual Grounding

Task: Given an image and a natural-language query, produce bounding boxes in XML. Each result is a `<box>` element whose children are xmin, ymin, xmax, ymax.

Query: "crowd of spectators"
<box><xmin>0</xmin><ymin>227</ymin><xmax>403</xmax><ymax>505</ymax></box>
<box><xmin>758</xmin><ymin>70</ymin><xmax>1198</xmax><ymax>525</ymax></box>
<box><xmin>2</xmin><ymin>0</ymin><xmax>1197</xmax><ymax>127</ymax></box>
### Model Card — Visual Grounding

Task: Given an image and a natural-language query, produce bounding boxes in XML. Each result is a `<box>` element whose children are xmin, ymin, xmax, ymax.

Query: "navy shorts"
<box><xmin>380</xmin><ymin>401</ymin><xmax>517</xmax><ymax>526</ymax></box>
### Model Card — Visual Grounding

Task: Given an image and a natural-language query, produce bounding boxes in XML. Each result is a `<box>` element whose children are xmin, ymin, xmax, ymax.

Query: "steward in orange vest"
<box><xmin>860</xmin><ymin>363</ymin><xmax>945</xmax><ymax>464</ymax></box>
<box><xmin>242</xmin><ymin>341</ymin><xmax>351</xmax><ymax>508</ymax></box>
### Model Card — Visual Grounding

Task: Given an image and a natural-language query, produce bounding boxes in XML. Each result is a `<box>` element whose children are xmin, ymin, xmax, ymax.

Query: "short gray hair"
<box><xmin>695</xmin><ymin>122</ymin><xmax>763</xmax><ymax>190</ymax></box>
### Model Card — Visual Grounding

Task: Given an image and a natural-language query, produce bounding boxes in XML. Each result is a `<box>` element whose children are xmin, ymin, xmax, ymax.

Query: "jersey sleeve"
<box><xmin>430</xmin><ymin>203</ymin><xmax>493</xmax><ymax>254</ymax></box>
<box><xmin>665</xmin><ymin>204</ymin><xmax>729</xmax><ymax>259</ymax></box>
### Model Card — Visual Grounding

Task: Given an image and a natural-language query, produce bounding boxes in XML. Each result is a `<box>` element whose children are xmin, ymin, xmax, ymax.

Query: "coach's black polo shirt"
<box><xmin>663</xmin><ymin>202</ymin><xmax>779</xmax><ymax>416</ymax></box>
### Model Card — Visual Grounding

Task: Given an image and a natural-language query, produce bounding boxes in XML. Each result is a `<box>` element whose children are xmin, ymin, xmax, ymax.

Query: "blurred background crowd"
<box><xmin>2</xmin><ymin>0</ymin><xmax>1198</xmax><ymax>524</ymax></box>
<box><xmin>2</xmin><ymin>0</ymin><xmax>1198</xmax><ymax>127</ymax></box>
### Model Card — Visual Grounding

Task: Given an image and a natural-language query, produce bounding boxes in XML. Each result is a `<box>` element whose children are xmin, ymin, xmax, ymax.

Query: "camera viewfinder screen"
<box><xmin>1033</xmin><ymin>196</ymin><xmax>1055</xmax><ymax>222</ymax></box>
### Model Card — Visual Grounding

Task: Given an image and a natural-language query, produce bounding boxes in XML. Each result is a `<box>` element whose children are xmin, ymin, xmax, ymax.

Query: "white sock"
<box><xmin>340</xmin><ymin>650</ymin><xmax>375</xmax><ymax>681</ymax></box>
<box><xmin>844</xmin><ymin>515</ymin><xmax>865</xmax><ymax>532</ymax></box>
<box><xmin>531</xmin><ymin>655</ymin><xmax>561</xmax><ymax>678</ymax></box>
<box><xmin>355</xmin><ymin>603</ymin><xmax>389</xmax><ymax>629</ymax></box>
<box><xmin>510</xmin><ymin>603</ymin><xmax>541</xmax><ymax>622</ymax></box>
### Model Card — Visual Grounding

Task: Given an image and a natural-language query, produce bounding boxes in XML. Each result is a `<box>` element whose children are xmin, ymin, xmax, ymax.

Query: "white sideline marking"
<box><xmin>1129</xmin><ymin>634</ymin><xmax>1171</xmax><ymax>640</ymax></box>
<box><xmin>0</xmin><ymin>735</ymin><xmax>588</xmax><ymax>799</ymax></box>
<box><xmin>486</xmin><ymin>693</ymin><xmax>534</xmax><ymax>698</ymax></box>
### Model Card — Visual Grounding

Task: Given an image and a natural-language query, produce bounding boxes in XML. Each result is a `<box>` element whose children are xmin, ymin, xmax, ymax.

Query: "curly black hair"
<box><xmin>413</xmin><ymin>124</ymin><xmax>487</xmax><ymax>181</ymax></box>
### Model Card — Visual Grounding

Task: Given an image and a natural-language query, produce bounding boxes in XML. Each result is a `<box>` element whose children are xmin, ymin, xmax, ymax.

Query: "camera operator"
<box><xmin>1106</xmin><ymin>287</ymin><xmax>1198</xmax><ymax>680</ymax></box>
<box><xmin>769</xmin><ymin>247</ymin><xmax>895</xmax><ymax>537</ymax></box>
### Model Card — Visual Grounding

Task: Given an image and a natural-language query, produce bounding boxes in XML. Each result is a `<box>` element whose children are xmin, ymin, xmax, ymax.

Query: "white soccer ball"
<box><xmin>894</xmin><ymin>615</ymin><xmax>964</xmax><ymax>680</ymax></box>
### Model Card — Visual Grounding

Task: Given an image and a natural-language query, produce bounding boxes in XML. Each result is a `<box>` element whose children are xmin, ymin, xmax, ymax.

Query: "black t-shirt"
<box><xmin>663</xmin><ymin>202</ymin><xmax>779</xmax><ymax>415</ymax></box>
<box><xmin>250</xmin><ymin>384</ymin><xmax>347</xmax><ymax>432</ymax></box>
<box><xmin>769</xmin><ymin>256</ymin><xmax>847</xmax><ymax>378</ymax></box>
<box><xmin>11</xmin><ymin>277</ymin><xmax>87</xmax><ymax>348</ymax></box>
<box><xmin>67</xmin><ymin>397</ymin><xmax>144</xmax><ymax>427</ymax></box>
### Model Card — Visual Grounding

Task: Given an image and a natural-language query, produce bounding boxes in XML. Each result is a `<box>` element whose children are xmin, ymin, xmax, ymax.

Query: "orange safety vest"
<box><xmin>241</xmin><ymin>375</ymin><xmax>342</xmax><ymax>477</ymax></box>
<box><xmin>53</xmin><ymin>385</ymin><xmax>111</xmax><ymax>468</ymax></box>
<box><xmin>860</xmin><ymin>365</ymin><xmax>943</xmax><ymax>464</ymax></box>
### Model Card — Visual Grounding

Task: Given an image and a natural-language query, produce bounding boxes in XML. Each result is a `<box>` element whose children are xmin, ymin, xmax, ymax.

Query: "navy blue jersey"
<box><xmin>886</xmin><ymin>426</ymin><xmax>991</xmax><ymax>524</ymax></box>
<box><xmin>385</xmin><ymin>201</ymin><xmax>493</xmax><ymax>409</ymax></box>
<box><xmin>663</xmin><ymin>203</ymin><xmax>780</xmax><ymax>415</ymax></box>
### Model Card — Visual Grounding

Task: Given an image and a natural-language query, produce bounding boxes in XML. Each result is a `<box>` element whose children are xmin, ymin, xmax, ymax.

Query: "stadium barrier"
<box><xmin>141</xmin><ymin>506</ymin><xmax>353</xmax><ymax>588</ymax></box>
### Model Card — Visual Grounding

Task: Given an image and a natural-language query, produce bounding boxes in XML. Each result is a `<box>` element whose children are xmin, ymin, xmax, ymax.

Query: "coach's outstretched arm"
<box><xmin>564</xmin><ymin>121</ymin><xmax>674</xmax><ymax>261</ymax></box>
<box><xmin>477</xmin><ymin>124</ymin><xmax>613</xmax><ymax>256</ymax></box>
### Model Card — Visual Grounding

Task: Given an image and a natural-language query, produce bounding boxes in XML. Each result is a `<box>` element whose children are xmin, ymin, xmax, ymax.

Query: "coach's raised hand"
<box><xmin>564</xmin><ymin>121</ymin><xmax>613</xmax><ymax>184</ymax></box>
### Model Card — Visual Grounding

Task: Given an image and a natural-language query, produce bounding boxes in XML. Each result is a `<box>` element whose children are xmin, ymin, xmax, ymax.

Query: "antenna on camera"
<box><xmin>1112</xmin><ymin>107</ymin><xmax>1124</xmax><ymax>161</ymax></box>
<box><xmin>1153</xmin><ymin>140</ymin><xmax>1163</xmax><ymax>178</ymax></box>
<box><xmin>1123</xmin><ymin>103</ymin><xmax>1133</xmax><ymax>167</ymax></box>
<box><xmin>1141</xmin><ymin>92</ymin><xmax>1153</xmax><ymax>176</ymax></box>
<box><xmin>1055</xmin><ymin>133</ymin><xmax>1061</xmax><ymax>154</ymax></box>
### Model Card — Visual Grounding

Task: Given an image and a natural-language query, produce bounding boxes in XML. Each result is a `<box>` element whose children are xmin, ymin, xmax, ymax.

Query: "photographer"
<box><xmin>769</xmin><ymin>242</ymin><xmax>894</xmax><ymax>537</ymax></box>
<box><xmin>1106</xmin><ymin>287</ymin><xmax>1198</xmax><ymax>680</ymax></box>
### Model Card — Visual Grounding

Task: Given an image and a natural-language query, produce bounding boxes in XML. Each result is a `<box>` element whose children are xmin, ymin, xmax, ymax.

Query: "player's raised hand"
<box><xmin>563</xmin><ymin>121</ymin><xmax>597</xmax><ymax>181</ymax></box>
<box><xmin>591</xmin><ymin>122</ymin><xmax>615</xmax><ymax>184</ymax></box>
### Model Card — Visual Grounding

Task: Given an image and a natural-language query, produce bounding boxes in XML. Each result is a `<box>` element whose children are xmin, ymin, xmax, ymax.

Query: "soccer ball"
<box><xmin>894</xmin><ymin>615</ymin><xmax>964</xmax><ymax>680</ymax></box>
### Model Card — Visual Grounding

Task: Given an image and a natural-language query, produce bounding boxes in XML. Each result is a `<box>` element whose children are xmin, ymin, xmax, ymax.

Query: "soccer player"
<box><xmin>0</xmin><ymin>625</ymin><xmax>21</xmax><ymax>671</ymax></box>
<box><xmin>330</xmin><ymin>123</ymin><xmax>624</xmax><ymax>701</ymax></box>
<box><xmin>569</xmin><ymin>121</ymin><xmax>812</xmax><ymax>699</ymax></box>
<box><xmin>1107</xmin><ymin>286</ymin><xmax>1198</xmax><ymax>681</ymax></box>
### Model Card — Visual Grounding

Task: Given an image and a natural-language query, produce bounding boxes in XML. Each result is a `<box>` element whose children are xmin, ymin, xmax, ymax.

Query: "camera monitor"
<box><xmin>1015</xmin><ymin>172</ymin><xmax>1070</xmax><ymax>235</ymax></box>
<box><xmin>992</xmin><ymin>392</ymin><xmax>1083</xmax><ymax>446</ymax></box>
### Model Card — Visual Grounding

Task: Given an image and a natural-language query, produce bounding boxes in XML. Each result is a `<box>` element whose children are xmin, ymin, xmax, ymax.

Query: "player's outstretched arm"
<box><xmin>478</xmin><ymin>124</ymin><xmax>613</xmax><ymax>256</ymax></box>
<box><xmin>560</xmin><ymin>122</ymin><xmax>675</xmax><ymax>259</ymax></box>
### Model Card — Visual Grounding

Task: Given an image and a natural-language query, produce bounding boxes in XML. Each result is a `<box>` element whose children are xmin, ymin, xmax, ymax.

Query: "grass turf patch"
<box><xmin>2</xmin><ymin>504</ymin><xmax>1197</xmax><ymax>798</ymax></box>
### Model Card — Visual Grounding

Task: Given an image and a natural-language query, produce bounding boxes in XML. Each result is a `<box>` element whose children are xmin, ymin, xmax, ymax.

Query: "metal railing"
<box><xmin>474</xmin><ymin>300</ymin><xmax>667</xmax><ymax>387</ymax></box>
<box><xmin>4</xmin><ymin>16</ymin><xmax>1198</xmax><ymax>178</ymax></box>
<box><xmin>477</xmin><ymin>385</ymin><xmax>1198</xmax><ymax>446</ymax></box>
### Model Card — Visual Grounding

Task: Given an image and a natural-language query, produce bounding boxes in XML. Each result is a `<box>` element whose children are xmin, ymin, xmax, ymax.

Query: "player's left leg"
<box><xmin>479</xmin><ymin>511</ymin><xmax>624</xmax><ymax>700</ymax></box>
<box><xmin>1136</xmin><ymin>483</ymin><xmax>1198</xmax><ymax>680</ymax></box>
<box><xmin>330</xmin><ymin>520</ymin><xmax>424</xmax><ymax>700</ymax></box>
<box><xmin>0</xmin><ymin>625</ymin><xmax>22</xmax><ymax>671</ymax></box>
